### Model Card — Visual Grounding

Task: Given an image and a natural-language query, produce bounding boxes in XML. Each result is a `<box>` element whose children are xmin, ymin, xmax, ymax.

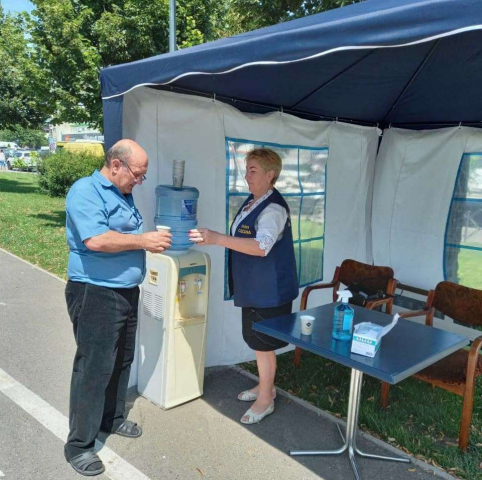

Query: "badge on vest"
<box><xmin>237</xmin><ymin>224</ymin><xmax>252</xmax><ymax>235</ymax></box>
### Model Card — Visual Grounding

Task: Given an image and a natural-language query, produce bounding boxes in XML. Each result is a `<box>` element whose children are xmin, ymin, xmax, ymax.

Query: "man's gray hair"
<box><xmin>105</xmin><ymin>143</ymin><xmax>132</xmax><ymax>166</ymax></box>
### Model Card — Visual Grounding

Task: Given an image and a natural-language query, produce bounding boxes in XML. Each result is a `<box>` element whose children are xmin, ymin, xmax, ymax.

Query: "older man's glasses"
<box><xmin>120</xmin><ymin>159</ymin><xmax>147</xmax><ymax>183</ymax></box>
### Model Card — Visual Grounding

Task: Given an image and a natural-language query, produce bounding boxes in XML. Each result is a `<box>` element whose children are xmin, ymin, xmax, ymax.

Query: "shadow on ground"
<box><xmin>31</xmin><ymin>211</ymin><xmax>66</xmax><ymax>228</ymax></box>
<box><xmin>121</xmin><ymin>367</ymin><xmax>432</xmax><ymax>480</ymax></box>
<box><xmin>0</xmin><ymin>176</ymin><xmax>39</xmax><ymax>194</ymax></box>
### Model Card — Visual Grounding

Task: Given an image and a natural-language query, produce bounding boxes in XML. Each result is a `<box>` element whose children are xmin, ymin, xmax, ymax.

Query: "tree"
<box><xmin>221</xmin><ymin>1</ymin><xmax>365</xmax><ymax>36</ymax></box>
<box><xmin>27</xmin><ymin>0</ymin><xmax>364</xmax><ymax>128</ymax></box>
<box><xmin>0</xmin><ymin>126</ymin><xmax>48</xmax><ymax>149</ymax></box>
<box><xmin>0</xmin><ymin>6</ymin><xmax>52</xmax><ymax>129</ymax></box>
<box><xmin>30</xmin><ymin>0</ymin><xmax>229</xmax><ymax>128</ymax></box>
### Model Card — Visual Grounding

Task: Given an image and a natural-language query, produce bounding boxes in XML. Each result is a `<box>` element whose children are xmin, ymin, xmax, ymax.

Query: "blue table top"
<box><xmin>253</xmin><ymin>303</ymin><xmax>469</xmax><ymax>384</ymax></box>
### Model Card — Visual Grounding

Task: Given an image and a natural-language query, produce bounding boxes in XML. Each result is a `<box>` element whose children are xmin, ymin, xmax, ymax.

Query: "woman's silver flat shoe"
<box><xmin>237</xmin><ymin>388</ymin><xmax>276</xmax><ymax>402</ymax></box>
<box><xmin>240</xmin><ymin>403</ymin><xmax>275</xmax><ymax>424</ymax></box>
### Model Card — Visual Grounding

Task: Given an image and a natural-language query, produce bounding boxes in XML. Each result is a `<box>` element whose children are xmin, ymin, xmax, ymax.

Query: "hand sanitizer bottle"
<box><xmin>332</xmin><ymin>290</ymin><xmax>354</xmax><ymax>341</ymax></box>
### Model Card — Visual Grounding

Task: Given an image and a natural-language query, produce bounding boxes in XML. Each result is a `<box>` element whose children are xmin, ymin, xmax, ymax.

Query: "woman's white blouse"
<box><xmin>231</xmin><ymin>190</ymin><xmax>288</xmax><ymax>256</ymax></box>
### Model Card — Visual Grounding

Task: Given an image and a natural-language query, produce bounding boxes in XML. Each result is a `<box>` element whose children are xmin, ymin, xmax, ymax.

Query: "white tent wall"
<box><xmin>323</xmin><ymin>121</ymin><xmax>380</xmax><ymax>281</ymax></box>
<box><xmin>466</xmin><ymin>128</ymin><xmax>482</xmax><ymax>153</ymax></box>
<box><xmin>122</xmin><ymin>87</ymin><xmax>379</xmax><ymax>368</ymax></box>
<box><xmin>372</xmin><ymin>127</ymin><xmax>482</xmax><ymax>290</ymax></box>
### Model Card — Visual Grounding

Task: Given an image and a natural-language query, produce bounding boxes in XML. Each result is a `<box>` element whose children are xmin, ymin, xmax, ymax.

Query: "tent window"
<box><xmin>224</xmin><ymin>138</ymin><xmax>328</xmax><ymax>300</ymax></box>
<box><xmin>444</xmin><ymin>153</ymin><xmax>482</xmax><ymax>289</ymax></box>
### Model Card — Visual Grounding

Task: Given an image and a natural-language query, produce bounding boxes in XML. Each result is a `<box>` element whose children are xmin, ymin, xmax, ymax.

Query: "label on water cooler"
<box><xmin>179</xmin><ymin>265</ymin><xmax>206</xmax><ymax>277</ymax></box>
<box><xmin>181</xmin><ymin>199</ymin><xmax>197</xmax><ymax>220</ymax></box>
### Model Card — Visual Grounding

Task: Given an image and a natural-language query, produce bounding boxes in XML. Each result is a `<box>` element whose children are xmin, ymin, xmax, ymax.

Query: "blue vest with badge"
<box><xmin>228</xmin><ymin>188</ymin><xmax>298</xmax><ymax>308</ymax></box>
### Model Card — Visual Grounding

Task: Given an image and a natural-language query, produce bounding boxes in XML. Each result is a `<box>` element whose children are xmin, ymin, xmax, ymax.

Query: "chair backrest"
<box><xmin>432</xmin><ymin>281</ymin><xmax>482</xmax><ymax>327</ymax></box>
<box><xmin>338</xmin><ymin>259</ymin><xmax>394</xmax><ymax>293</ymax></box>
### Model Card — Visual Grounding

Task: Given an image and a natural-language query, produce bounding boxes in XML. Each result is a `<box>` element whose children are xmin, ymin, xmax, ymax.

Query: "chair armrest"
<box><xmin>467</xmin><ymin>336</ymin><xmax>482</xmax><ymax>375</ymax></box>
<box><xmin>365</xmin><ymin>297</ymin><xmax>392</xmax><ymax>311</ymax></box>
<box><xmin>300</xmin><ymin>282</ymin><xmax>336</xmax><ymax>310</ymax></box>
<box><xmin>398</xmin><ymin>307</ymin><xmax>433</xmax><ymax>319</ymax></box>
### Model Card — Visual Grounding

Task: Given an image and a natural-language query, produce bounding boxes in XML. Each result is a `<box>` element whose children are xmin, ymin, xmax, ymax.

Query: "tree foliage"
<box><xmin>4</xmin><ymin>0</ymin><xmax>364</xmax><ymax>130</ymax></box>
<box><xmin>30</xmin><ymin>0</ymin><xmax>228</xmax><ymax>128</ymax></box>
<box><xmin>0</xmin><ymin>125</ymin><xmax>48</xmax><ymax>149</ymax></box>
<box><xmin>222</xmin><ymin>1</ymin><xmax>364</xmax><ymax>35</ymax></box>
<box><xmin>0</xmin><ymin>6</ymin><xmax>52</xmax><ymax>129</ymax></box>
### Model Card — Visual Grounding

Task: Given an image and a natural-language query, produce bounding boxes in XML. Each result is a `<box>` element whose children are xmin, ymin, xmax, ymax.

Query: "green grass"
<box><xmin>243</xmin><ymin>351</ymin><xmax>482</xmax><ymax>479</ymax></box>
<box><xmin>458</xmin><ymin>249</ymin><xmax>482</xmax><ymax>290</ymax></box>
<box><xmin>0</xmin><ymin>172</ymin><xmax>68</xmax><ymax>278</ymax></box>
<box><xmin>1</xmin><ymin>172</ymin><xmax>481</xmax><ymax>478</ymax></box>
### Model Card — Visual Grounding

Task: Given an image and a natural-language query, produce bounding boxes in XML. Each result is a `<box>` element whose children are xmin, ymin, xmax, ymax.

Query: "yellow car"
<box><xmin>57</xmin><ymin>141</ymin><xmax>104</xmax><ymax>157</ymax></box>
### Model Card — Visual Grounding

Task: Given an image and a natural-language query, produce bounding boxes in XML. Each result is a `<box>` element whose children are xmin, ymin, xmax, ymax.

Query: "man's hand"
<box><xmin>84</xmin><ymin>230</ymin><xmax>172</xmax><ymax>253</ymax></box>
<box><xmin>142</xmin><ymin>231</ymin><xmax>172</xmax><ymax>253</ymax></box>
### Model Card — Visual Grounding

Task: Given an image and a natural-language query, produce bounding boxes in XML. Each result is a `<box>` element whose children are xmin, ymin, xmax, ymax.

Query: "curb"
<box><xmin>0</xmin><ymin>248</ymin><xmax>66</xmax><ymax>284</ymax></box>
<box><xmin>228</xmin><ymin>365</ymin><xmax>457</xmax><ymax>480</ymax></box>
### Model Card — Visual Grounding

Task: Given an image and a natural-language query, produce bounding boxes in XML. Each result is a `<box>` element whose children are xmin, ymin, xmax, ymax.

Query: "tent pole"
<box><xmin>289</xmin><ymin>50</ymin><xmax>376</xmax><ymax>110</ymax></box>
<box><xmin>169</xmin><ymin>0</ymin><xmax>176</xmax><ymax>52</ymax></box>
<box><xmin>381</xmin><ymin>39</ymin><xmax>441</xmax><ymax>124</ymax></box>
<box><xmin>391</xmin><ymin>121</ymin><xmax>482</xmax><ymax>128</ymax></box>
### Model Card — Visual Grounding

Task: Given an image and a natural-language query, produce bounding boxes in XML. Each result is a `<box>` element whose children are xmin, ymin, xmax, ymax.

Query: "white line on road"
<box><xmin>0</xmin><ymin>367</ymin><xmax>151</xmax><ymax>480</ymax></box>
<box><xmin>0</xmin><ymin>470</ymin><xmax>5</xmax><ymax>477</ymax></box>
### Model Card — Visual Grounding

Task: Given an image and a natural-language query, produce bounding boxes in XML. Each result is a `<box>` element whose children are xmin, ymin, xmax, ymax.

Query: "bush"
<box><xmin>12</xmin><ymin>159</ymin><xmax>28</xmax><ymax>170</ymax></box>
<box><xmin>37</xmin><ymin>150</ymin><xmax>104</xmax><ymax>197</ymax></box>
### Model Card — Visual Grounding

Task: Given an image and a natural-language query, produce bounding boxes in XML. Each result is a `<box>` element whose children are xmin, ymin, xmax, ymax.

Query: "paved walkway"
<box><xmin>0</xmin><ymin>249</ymin><xmax>454</xmax><ymax>480</ymax></box>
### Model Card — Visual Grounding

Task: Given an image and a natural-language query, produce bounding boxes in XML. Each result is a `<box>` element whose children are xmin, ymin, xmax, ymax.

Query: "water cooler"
<box><xmin>137</xmin><ymin>168</ymin><xmax>211</xmax><ymax>409</ymax></box>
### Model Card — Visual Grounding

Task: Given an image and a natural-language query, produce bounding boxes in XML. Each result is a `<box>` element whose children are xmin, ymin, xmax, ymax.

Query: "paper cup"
<box><xmin>173</xmin><ymin>161</ymin><xmax>185</xmax><ymax>176</ymax></box>
<box><xmin>173</xmin><ymin>159</ymin><xmax>185</xmax><ymax>168</ymax></box>
<box><xmin>300</xmin><ymin>315</ymin><xmax>315</xmax><ymax>335</ymax></box>
<box><xmin>172</xmin><ymin>176</ymin><xmax>184</xmax><ymax>188</ymax></box>
<box><xmin>172</xmin><ymin>159</ymin><xmax>185</xmax><ymax>188</ymax></box>
<box><xmin>156</xmin><ymin>225</ymin><xmax>171</xmax><ymax>232</ymax></box>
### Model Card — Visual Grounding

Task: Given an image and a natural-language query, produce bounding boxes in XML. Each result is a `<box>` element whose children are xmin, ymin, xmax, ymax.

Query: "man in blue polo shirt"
<box><xmin>64</xmin><ymin>139</ymin><xmax>171</xmax><ymax>476</ymax></box>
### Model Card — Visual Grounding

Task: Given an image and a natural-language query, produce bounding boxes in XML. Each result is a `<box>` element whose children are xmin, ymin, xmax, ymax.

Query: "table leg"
<box><xmin>290</xmin><ymin>368</ymin><xmax>410</xmax><ymax>479</ymax></box>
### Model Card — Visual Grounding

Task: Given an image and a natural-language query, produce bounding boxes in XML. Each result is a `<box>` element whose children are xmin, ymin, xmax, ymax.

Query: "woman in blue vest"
<box><xmin>189</xmin><ymin>148</ymin><xmax>298</xmax><ymax>424</ymax></box>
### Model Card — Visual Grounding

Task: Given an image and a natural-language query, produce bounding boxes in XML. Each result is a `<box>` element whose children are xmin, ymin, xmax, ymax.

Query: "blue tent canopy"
<box><xmin>100</xmin><ymin>0</ymin><xmax>482</xmax><ymax>148</ymax></box>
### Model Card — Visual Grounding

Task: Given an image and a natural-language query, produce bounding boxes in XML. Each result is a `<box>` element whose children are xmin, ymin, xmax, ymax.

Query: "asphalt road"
<box><xmin>0</xmin><ymin>249</ymin><xmax>455</xmax><ymax>480</ymax></box>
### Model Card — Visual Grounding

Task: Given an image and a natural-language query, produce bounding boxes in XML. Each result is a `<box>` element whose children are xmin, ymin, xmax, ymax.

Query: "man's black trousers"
<box><xmin>64</xmin><ymin>280</ymin><xmax>139</xmax><ymax>459</ymax></box>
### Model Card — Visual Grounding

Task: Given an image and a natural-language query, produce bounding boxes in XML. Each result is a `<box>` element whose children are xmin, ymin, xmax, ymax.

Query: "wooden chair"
<box><xmin>294</xmin><ymin>259</ymin><xmax>397</xmax><ymax>367</ymax></box>
<box><xmin>380</xmin><ymin>281</ymin><xmax>482</xmax><ymax>450</ymax></box>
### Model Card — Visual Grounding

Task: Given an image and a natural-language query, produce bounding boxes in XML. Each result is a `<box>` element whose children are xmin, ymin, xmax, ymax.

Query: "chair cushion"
<box><xmin>339</xmin><ymin>259</ymin><xmax>393</xmax><ymax>292</ymax></box>
<box><xmin>433</xmin><ymin>281</ymin><xmax>482</xmax><ymax>327</ymax></box>
<box><xmin>416</xmin><ymin>349</ymin><xmax>482</xmax><ymax>386</ymax></box>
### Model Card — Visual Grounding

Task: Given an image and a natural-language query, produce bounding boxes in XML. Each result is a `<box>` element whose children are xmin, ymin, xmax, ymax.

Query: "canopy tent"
<box><xmin>99</xmin><ymin>0</ymin><xmax>482</xmax><ymax>369</ymax></box>
<box><xmin>101</xmin><ymin>0</ymin><xmax>482</xmax><ymax>149</ymax></box>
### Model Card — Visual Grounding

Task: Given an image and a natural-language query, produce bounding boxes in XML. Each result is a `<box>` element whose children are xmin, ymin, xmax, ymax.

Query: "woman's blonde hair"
<box><xmin>245</xmin><ymin>148</ymin><xmax>282</xmax><ymax>185</ymax></box>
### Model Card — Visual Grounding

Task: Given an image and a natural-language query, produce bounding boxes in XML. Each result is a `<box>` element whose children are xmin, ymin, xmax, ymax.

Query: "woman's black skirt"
<box><xmin>241</xmin><ymin>302</ymin><xmax>292</xmax><ymax>351</ymax></box>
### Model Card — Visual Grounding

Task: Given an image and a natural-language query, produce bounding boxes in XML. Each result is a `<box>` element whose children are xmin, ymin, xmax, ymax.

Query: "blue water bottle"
<box><xmin>332</xmin><ymin>290</ymin><xmax>354</xmax><ymax>341</ymax></box>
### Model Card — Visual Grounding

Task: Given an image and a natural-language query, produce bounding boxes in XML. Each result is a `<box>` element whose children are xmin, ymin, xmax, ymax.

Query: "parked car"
<box><xmin>7</xmin><ymin>150</ymin><xmax>37</xmax><ymax>171</ymax></box>
<box><xmin>38</xmin><ymin>146</ymin><xmax>51</xmax><ymax>158</ymax></box>
<box><xmin>57</xmin><ymin>140</ymin><xmax>104</xmax><ymax>157</ymax></box>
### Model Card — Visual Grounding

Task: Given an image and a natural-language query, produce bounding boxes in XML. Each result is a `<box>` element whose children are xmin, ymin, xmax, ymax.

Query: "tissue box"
<box><xmin>351</xmin><ymin>324</ymin><xmax>383</xmax><ymax>358</ymax></box>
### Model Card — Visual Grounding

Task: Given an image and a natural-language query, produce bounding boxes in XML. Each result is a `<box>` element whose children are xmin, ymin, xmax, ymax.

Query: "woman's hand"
<box><xmin>189</xmin><ymin>228</ymin><xmax>222</xmax><ymax>246</ymax></box>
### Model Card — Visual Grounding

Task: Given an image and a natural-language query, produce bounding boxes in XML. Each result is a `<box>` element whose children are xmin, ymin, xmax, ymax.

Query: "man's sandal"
<box><xmin>66</xmin><ymin>451</ymin><xmax>105</xmax><ymax>477</ymax></box>
<box><xmin>113</xmin><ymin>420</ymin><xmax>142</xmax><ymax>438</ymax></box>
<box><xmin>237</xmin><ymin>388</ymin><xmax>276</xmax><ymax>402</ymax></box>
